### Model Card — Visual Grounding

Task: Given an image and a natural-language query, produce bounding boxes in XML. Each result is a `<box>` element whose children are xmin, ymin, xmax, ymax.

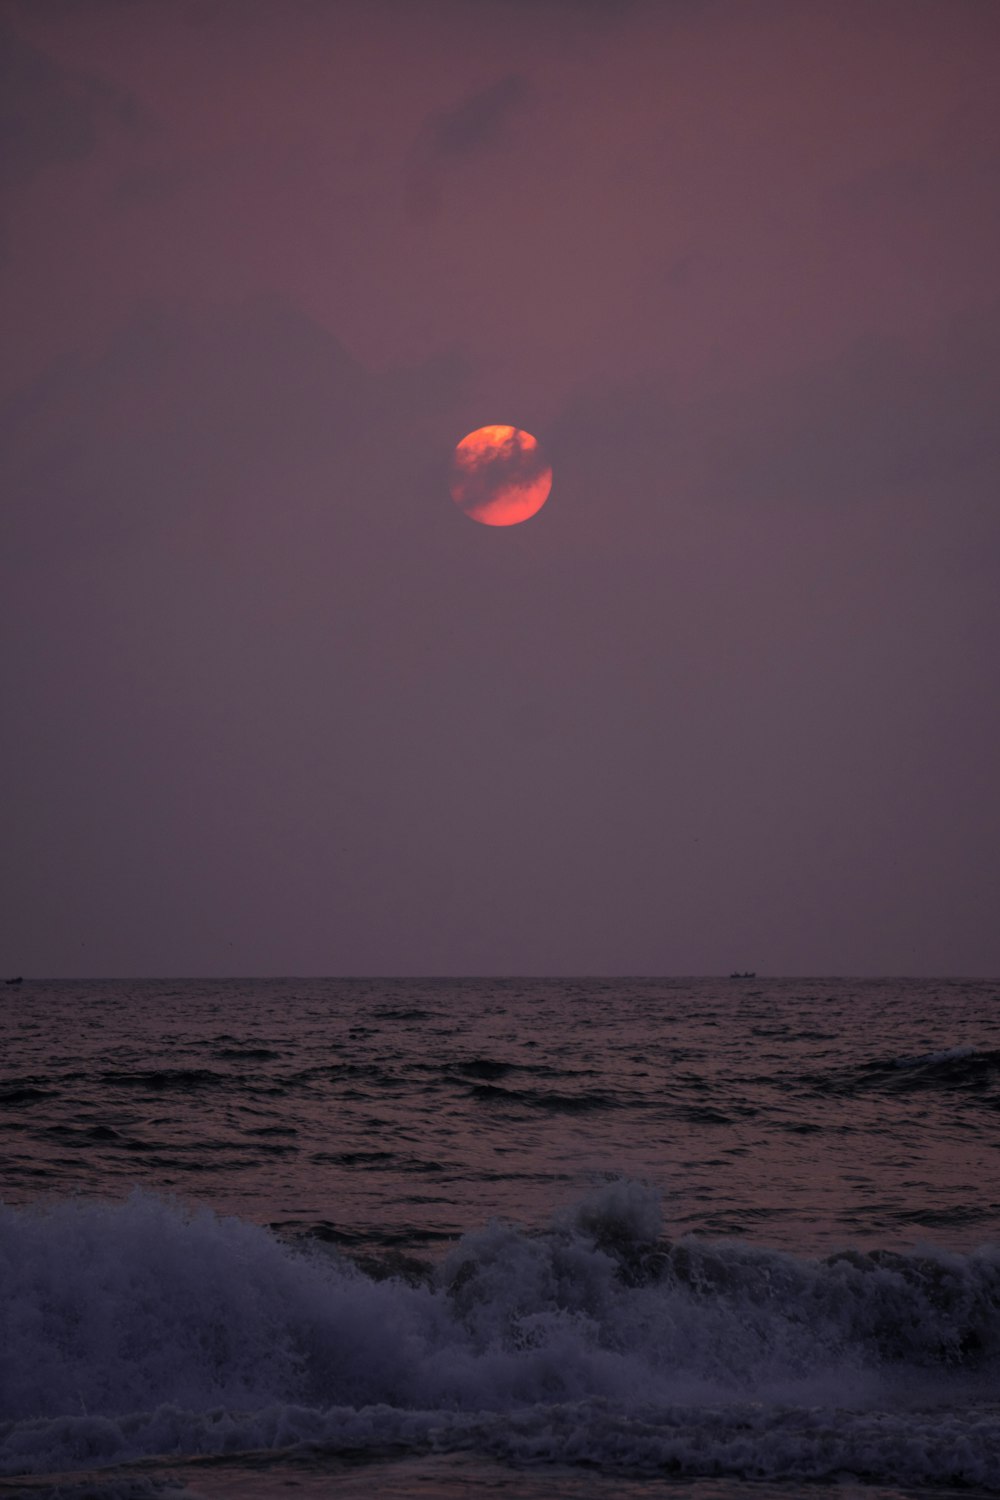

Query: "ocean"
<box><xmin>1</xmin><ymin>977</ymin><xmax>998</xmax><ymax>1499</ymax></box>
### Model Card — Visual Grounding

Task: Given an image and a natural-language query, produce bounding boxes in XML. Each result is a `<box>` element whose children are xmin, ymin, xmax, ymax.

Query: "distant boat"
<box><xmin>729</xmin><ymin>971</ymin><xmax>756</xmax><ymax>979</ymax></box>
<box><xmin>4</xmin><ymin>976</ymin><xmax>23</xmax><ymax>986</ymax></box>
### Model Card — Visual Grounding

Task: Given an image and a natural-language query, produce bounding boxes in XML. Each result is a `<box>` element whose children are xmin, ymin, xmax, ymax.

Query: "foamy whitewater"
<box><xmin>1</xmin><ymin>978</ymin><xmax>998</xmax><ymax>1498</ymax></box>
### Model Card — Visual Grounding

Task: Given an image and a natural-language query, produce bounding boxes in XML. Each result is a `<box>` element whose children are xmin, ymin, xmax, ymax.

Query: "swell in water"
<box><xmin>4</xmin><ymin>977</ymin><xmax>999</xmax><ymax>1259</ymax></box>
<box><xmin>2</xmin><ymin>1180</ymin><xmax>998</xmax><ymax>1491</ymax></box>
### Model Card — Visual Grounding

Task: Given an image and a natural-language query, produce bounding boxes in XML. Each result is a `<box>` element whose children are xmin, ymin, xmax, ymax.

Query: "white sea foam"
<box><xmin>1</xmin><ymin>1184</ymin><xmax>998</xmax><ymax>1485</ymax></box>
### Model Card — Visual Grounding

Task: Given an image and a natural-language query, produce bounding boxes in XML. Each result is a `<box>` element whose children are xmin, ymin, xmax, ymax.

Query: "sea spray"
<box><xmin>2</xmin><ymin>1183</ymin><xmax>999</xmax><ymax>1485</ymax></box>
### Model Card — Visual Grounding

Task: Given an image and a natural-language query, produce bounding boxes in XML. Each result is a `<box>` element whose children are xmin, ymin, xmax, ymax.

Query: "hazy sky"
<box><xmin>2</xmin><ymin>0</ymin><xmax>998</xmax><ymax>977</ymax></box>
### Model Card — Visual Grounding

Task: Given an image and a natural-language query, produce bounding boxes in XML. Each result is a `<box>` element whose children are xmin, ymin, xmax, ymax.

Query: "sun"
<box><xmin>450</xmin><ymin>425</ymin><xmax>552</xmax><ymax>527</ymax></box>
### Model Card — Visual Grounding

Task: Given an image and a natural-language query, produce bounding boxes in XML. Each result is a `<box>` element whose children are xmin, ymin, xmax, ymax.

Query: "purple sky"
<box><xmin>2</xmin><ymin>0</ymin><xmax>998</xmax><ymax>977</ymax></box>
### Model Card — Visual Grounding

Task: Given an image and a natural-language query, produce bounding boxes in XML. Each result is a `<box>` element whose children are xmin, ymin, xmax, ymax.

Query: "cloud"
<box><xmin>2</xmin><ymin>294</ymin><xmax>997</xmax><ymax>974</ymax></box>
<box><xmin>407</xmin><ymin>72</ymin><xmax>531</xmax><ymax>220</ymax></box>
<box><xmin>0</xmin><ymin>295</ymin><xmax>466</xmax><ymax>574</ymax></box>
<box><xmin>0</xmin><ymin>20</ymin><xmax>149</xmax><ymax>191</ymax></box>
<box><xmin>424</xmin><ymin>73</ymin><xmax>530</xmax><ymax>161</ymax></box>
<box><xmin>549</xmin><ymin>302</ymin><xmax>1000</xmax><ymax>531</ymax></box>
<box><xmin>112</xmin><ymin>161</ymin><xmax>189</xmax><ymax>206</ymax></box>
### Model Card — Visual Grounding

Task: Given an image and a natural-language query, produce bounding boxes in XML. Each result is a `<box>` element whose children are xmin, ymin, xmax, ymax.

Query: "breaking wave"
<box><xmin>2</xmin><ymin>1181</ymin><xmax>998</xmax><ymax>1487</ymax></box>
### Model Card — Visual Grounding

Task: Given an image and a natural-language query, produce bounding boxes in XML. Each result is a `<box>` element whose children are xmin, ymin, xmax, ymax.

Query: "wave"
<box><xmin>99</xmin><ymin>1068</ymin><xmax>237</xmax><ymax>1093</ymax></box>
<box><xmin>0</xmin><ymin>1084</ymin><xmax>53</xmax><ymax>1107</ymax></box>
<box><xmin>810</xmin><ymin>1044</ymin><xmax>1000</xmax><ymax>1104</ymax></box>
<box><xmin>2</xmin><ymin>1181</ymin><xmax>998</xmax><ymax>1486</ymax></box>
<box><xmin>7</xmin><ymin>1401</ymin><xmax>998</xmax><ymax>1491</ymax></box>
<box><xmin>466</xmin><ymin>1082</ymin><xmax>620</xmax><ymax>1111</ymax></box>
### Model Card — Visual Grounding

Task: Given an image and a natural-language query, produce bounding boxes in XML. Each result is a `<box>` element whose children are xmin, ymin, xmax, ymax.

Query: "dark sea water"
<box><xmin>1</xmin><ymin>977</ymin><xmax>999</xmax><ymax>1499</ymax></box>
